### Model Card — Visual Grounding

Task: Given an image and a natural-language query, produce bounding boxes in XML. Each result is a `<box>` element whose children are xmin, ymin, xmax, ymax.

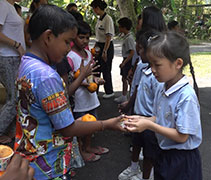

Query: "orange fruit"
<box><xmin>87</xmin><ymin>82</ymin><xmax>98</xmax><ymax>93</ymax></box>
<box><xmin>91</xmin><ymin>48</ymin><xmax>96</xmax><ymax>55</ymax></box>
<box><xmin>74</xmin><ymin>69</ymin><xmax>80</xmax><ymax>79</ymax></box>
<box><xmin>0</xmin><ymin>171</ymin><xmax>5</xmax><ymax>176</ymax></box>
<box><xmin>82</xmin><ymin>113</ymin><xmax>97</xmax><ymax>122</ymax></box>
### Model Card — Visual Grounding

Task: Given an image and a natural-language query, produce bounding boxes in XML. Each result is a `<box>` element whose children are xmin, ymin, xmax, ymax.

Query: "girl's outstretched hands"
<box><xmin>123</xmin><ymin>115</ymin><xmax>153</xmax><ymax>132</ymax></box>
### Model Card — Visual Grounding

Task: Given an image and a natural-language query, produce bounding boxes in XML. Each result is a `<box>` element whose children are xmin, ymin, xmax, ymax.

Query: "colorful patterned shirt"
<box><xmin>14</xmin><ymin>53</ymin><xmax>75</xmax><ymax>179</ymax></box>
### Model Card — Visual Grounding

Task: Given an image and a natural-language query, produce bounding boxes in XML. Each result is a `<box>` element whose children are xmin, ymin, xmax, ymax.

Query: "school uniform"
<box><xmin>132</xmin><ymin>67</ymin><xmax>162</xmax><ymax>161</ymax></box>
<box><xmin>153</xmin><ymin>76</ymin><xmax>202</xmax><ymax>180</ymax></box>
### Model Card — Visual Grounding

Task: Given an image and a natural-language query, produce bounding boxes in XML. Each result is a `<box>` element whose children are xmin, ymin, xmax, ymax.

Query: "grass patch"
<box><xmin>184</xmin><ymin>52</ymin><xmax>211</xmax><ymax>78</ymax></box>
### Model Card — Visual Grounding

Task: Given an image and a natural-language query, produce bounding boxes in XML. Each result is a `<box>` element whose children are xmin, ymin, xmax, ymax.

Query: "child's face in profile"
<box><xmin>137</xmin><ymin>43</ymin><xmax>148</xmax><ymax>63</ymax></box>
<box><xmin>147</xmin><ymin>50</ymin><xmax>181</xmax><ymax>86</ymax></box>
<box><xmin>74</xmin><ymin>33</ymin><xmax>90</xmax><ymax>49</ymax></box>
<box><xmin>47</xmin><ymin>27</ymin><xmax>77</xmax><ymax>64</ymax></box>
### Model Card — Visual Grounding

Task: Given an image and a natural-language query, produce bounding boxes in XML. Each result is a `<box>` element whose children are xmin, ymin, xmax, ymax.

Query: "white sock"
<box><xmin>130</xmin><ymin>161</ymin><xmax>139</xmax><ymax>171</ymax></box>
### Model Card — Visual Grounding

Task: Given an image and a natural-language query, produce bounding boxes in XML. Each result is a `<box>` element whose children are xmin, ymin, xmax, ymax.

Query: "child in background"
<box><xmin>114</xmin><ymin>17</ymin><xmax>135</xmax><ymax>104</ymax></box>
<box><xmin>15</xmin><ymin>5</ymin><xmax>123</xmax><ymax>180</ymax></box>
<box><xmin>125</xmin><ymin>31</ymin><xmax>202</xmax><ymax>180</ymax></box>
<box><xmin>67</xmin><ymin>20</ymin><xmax>108</xmax><ymax>162</ymax></box>
<box><xmin>118</xmin><ymin>30</ymin><xmax>161</xmax><ymax>180</ymax></box>
<box><xmin>168</xmin><ymin>20</ymin><xmax>184</xmax><ymax>35</ymax></box>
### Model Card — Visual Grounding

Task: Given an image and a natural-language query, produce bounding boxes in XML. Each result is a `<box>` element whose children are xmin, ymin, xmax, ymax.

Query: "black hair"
<box><xmin>137</xmin><ymin>30</ymin><xmax>157</xmax><ymax>53</ymax></box>
<box><xmin>14</xmin><ymin>3</ymin><xmax>21</xmax><ymax>11</ymax></box>
<box><xmin>118</xmin><ymin>17</ymin><xmax>133</xmax><ymax>31</ymax></box>
<box><xmin>142</xmin><ymin>6</ymin><xmax>167</xmax><ymax>32</ymax></box>
<box><xmin>77</xmin><ymin>21</ymin><xmax>92</xmax><ymax>36</ymax></box>
<box><xmin>66</xmin><ymin>3</ymin><xmax>77</xmax><ymax>10</ymax></box>
<box><xmin>147</xmin><ymin>31</ymin><xmax>199</xmax><ymax>97</ymax></box>
<box><xmin>168</xmin><ymin>20</ymin><xmax>179</xmax><ymax>30</ymax></box>
<box><xmin>90</xmin><ymin>0</ymin><xmax>107</xmax><ymax>10</ymax></box>
<box><xmin>69</xmin><ymin>10</ymin><xmax>83</xmax><ymax>21</ymax></box>
<box><xmin>29</xmin><ymin>4</ymin><xmax>78</xmax><ymax>41</ymax></box>
<box><xmin>29</xmin><ymin>0</ymin><xmax>40</xmax><ymax>13</ymax></box>
<box><xmin>137</xmin><ymin>14</ymin><xmax>142</xmax><ymax>21</ymax></box>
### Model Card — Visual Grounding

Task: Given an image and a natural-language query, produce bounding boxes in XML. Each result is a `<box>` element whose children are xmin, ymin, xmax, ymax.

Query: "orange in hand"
<box><xmin>87</xmin><ymin>82</ymin><xmax>98</xmax><ymax>93</ymax></box>
<box><xmin>91</xmin><ymin>48</ymin><xmax>96</xmax><ymax>56</ymax></box>
<box><xmin>82</xmin><ymin>113</ymin><xmax>97</xmax><ymax>122</ymax></box>
<box><xmin>74</xmin><ymin>69</ymin><xmax>80</xmax><ymax>79</ymax></box>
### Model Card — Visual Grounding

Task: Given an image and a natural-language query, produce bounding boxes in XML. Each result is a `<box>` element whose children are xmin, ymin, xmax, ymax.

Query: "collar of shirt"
<box><xmin>99</xmin><ymin>12</ymin><xmax>107</xmax><ymax>21</ymax></box>
<box><xmin>142</xmin><ymin>67</ymin><xmax>152</xmax><ymax>75</ymax></box>
<box><xmin>162</xmin><ymin>76</ymin><xmax>189</xmax><ymax>97</ymax></box>
<box><xmin>123</xmin><ymin>32</ymin><xmax>132</xmax><ymax>40</ymax></box>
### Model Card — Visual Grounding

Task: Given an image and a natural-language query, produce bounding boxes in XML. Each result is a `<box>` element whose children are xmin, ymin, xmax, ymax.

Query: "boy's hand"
<box><xmin>119</xmin><ymin>62</ymin><xmax>125</xmax><ymax>69</ymax></box>
<box><xmin>94</xmin><ymin>77</ymin><xmax>105</xmax><ymax>85</ymax></box>
<box><xmin>102</xmin><ymin>51</ymin><xmax>107</xmax><ymax>62</ymax></box>
<box><xmin>118</xmin><ymin>101</ymin><xmax>129</xmax><ymax>113</ymax></box>
<box><xmin>127</xmin><ymin>68</ymin><xmax>134</xmax><ymax>85</ymax></box>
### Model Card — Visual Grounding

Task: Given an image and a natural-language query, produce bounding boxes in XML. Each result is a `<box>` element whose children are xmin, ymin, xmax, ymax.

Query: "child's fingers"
<box><xmin>80</xmin><ymin>58</ymin><xmax>85</xmax><ymax>67</ymax></box>
<box><xmin>92</xmin><ymin>72</ymin><xmax>100</xmax><ymax>75</ymax></box>
<box><xmin>92</xmin><ymin>65</ymin><xmax>100</xmax><ymax>71</ymax></box>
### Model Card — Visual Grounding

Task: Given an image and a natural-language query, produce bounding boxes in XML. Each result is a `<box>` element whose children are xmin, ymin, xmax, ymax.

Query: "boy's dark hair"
<box><xmin>29</xmin><ymin>4</ymin><xmax>78</xmax><ymax>41</ymax></box>
<box><xmin>90</xmin><ymin>0</ymin><xmax>107</xmax><ymax>10</ymax></box>
<box><xmin>69</xmin><ymin>10</ymin><xmax>83</xmax><ymax>21</ymax></box>
<box><xmin>168</xmin><ymin>20</ymin><xmax>178</xmax><ymax>30</ymax></box>
<box><xmin>118</xmin><ymin>17</ymin><xmax>133</xmax><ymax>31</ymax></box>
<box><xmin>142</xmin><ymin>6</ymin><xmax>167</xmax><ymax>32</ymax></box>
<box><xmin>77</xmin><ymin>21</ymin><xmax>92</xmax><ymax>36</ymax></box>
<box><xmin>66</xmin><ymin>3</ymin><xmax>77</xmax><ymax>12</ymax></box>
<box><xmin>14</xmin><ymin>3</ymin><xmax>21</xmax><ymax>11</ymax></box>
<box><xmin>147</xmin><ymin>31</ymin><xmax>199</xmax><ymax>97</ymax></box>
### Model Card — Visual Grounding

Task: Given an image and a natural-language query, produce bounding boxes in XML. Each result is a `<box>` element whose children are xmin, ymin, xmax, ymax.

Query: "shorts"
<box><xmin>73</xmin><ymin>108</ymin><xmax>97</xmax><ymax>119</ymax></box>
<box><xmin>120</xmin><ymin>58</ymin><xmax>132</xmax><ymax>78</ymax></box>
<box><xmin>132</xmin><ymin>130</ymin><xmax>159</xmax><ymax>162</ymax></box>
<box><xmin>154</xmin><ymin>148</ymin><xmax>202</xmax><ymax>180</ymax></box>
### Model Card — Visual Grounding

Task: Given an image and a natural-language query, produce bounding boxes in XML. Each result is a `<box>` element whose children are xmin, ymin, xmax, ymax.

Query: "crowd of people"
<box><xmin>0</xmin><ymin>0</ymin><xmax>202</xmax><ymax>179</ymax></box>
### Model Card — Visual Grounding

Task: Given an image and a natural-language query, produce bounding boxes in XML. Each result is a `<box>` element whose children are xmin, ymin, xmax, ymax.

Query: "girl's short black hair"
<box><xmin>77</xmin><ymin>21</ymin><xmax>92</xmax><ymax>36</ymax></box>
<box><xmin>29</xmin><ymin>4</ymin><xmax>78</xmax><ymax>41</ymax></box>
<box><xmin>66</xmin><ymin>3</ymin><xmax>77</xmax><ymax>12</ymax></box>
<box><xmin>142</xmin><ymin>6</ymin><xmax>167</xmax><ymax>32</ymax></box>
<box><xmin>90</xmin><ymin>0</ymin><xmax>107</xmax><ymax>10</ymax></box>
<box><xmin>118</xmin><ymin>17</ymin><xmax>132</xmax><ymax>31</ymax></box>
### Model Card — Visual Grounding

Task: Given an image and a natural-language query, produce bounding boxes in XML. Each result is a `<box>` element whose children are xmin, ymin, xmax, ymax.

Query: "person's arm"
<box><xmin>0</xmin><ymin>25</ymin><xmax>25</xmax><ymax>57</ymax></box>
<box><xmin>0</xmin><ymin>154</ymin><xmax>35</xmax><ymax>180</ymax></box>
<box><xmin>59</xmin><ymin>115</ymin><xmax>124</xmax><ymax>137</ymax></box>
<box><xmin>124</xmin><ymin>115</ymin><xmax>189</xmax><ymax>143</ymax></box>
<box><xmin>120</xmin><ymin>50</ymin><xmax>135</xmax><ymax>68</ymax></box>
<box><xmin>102</xmin><ymin>34</ymin><xmax>112</xmax><ymax>62</ymax></box>
<box><xmin>118</xmin><ymin>86</ymin><xmax>138</xmax><ymax>113</ymax></box>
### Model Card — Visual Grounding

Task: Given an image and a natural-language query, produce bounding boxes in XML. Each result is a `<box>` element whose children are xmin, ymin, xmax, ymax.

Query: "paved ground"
<box><xmin>0</xmin><ymin>41</ymin><xmax>210</xmax><ymax>180</ymax></box>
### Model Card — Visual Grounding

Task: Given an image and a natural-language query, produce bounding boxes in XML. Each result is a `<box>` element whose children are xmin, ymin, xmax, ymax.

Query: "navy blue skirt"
<box><xmin>154</xmin><ymin>148</ymin><xmax>202</xmax><ymax>180</ymax></box>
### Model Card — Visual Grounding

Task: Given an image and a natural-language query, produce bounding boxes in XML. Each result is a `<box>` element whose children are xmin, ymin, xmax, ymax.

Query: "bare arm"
<box><xmin>59</xmin><ymin>115</ymin><xmax>124</xmax><ymax>137</ymax></box>
<box><xmin>125</xmin><ymin>116</ymin><xmax>189</xmax><ymax>143</ymax></box>
<box><xmin>102</xmin><ymin>34</ymin><xmax>112</xmax><ymax>62</ymax></box>
<box><xmin>0</xmin><ymin>25</ymin><xmax>25</xmax><ymax>56</ymax></box>
<box><xmin>120</xmin><ymin>50</ymin><xmax>135</xmax><ymax>68</ymax></box>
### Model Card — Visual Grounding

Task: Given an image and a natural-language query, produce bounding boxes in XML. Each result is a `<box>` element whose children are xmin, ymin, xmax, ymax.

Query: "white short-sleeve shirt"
<box><xmin>95</xmin><ymin>13</ymin><xmax>114</xmax><ymax>43</ymax></box>
<box><xmin>66</xmin><ymin>49</ymin><xmax>100</xmax><ymax>112</ymax></box>
<box><xmin>0</xmin><ymin>0</ymin><xmax>26</xmax><ymax>56</ymax></box>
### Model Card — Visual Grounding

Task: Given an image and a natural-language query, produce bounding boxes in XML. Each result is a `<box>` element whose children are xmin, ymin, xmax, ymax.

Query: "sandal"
<box><xmin>94</xmin><ymin>146</ymin><xmax>109</xmax><ymax>155</ymax></box>
<box><xmin>84</xmin><ymin>153</ymin><xmax>101</xmax><ymax>162</ymax></box>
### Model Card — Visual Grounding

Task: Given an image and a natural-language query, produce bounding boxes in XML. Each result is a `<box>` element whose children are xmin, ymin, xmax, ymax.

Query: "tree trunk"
<box><xmin>116</xmin><ymin>0</ymin><xmax>137</xmax><ymax>29</ymax></box>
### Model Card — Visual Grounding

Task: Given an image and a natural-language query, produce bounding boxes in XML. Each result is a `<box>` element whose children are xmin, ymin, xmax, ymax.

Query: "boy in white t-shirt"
<box><xmin>67</xmin><ymin>21</ymin><xmax>108</xmax><ymax>162</ymax></box>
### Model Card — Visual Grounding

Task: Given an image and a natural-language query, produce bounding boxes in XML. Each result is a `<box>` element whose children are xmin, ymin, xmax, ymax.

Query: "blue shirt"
<box><xmin>134</xmin><ymin>67</ymin><xmax>161</xmax><ymax>116</ymax></box>
<box><xmin>153</xmin><ymin>76</ymin><xmax>202</xmax><ymax>150</ymax></box>
<box><xmin>15</xmin><ymin>53</ymin><xmax>75</xmax><ymax>179</ymax></box>
<box><xmin>130</xmin><ymin>59</ymin><xmax>148</xmax><ymax>96</ymax></box>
